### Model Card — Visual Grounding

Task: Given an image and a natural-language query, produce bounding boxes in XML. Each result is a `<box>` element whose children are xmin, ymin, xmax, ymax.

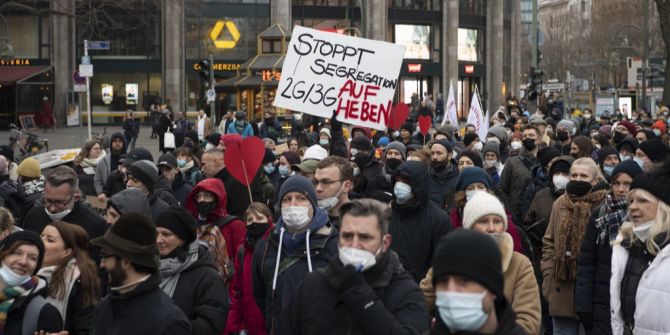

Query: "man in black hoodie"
<box><xmin>390</xmin><ymin>161</ymin><xmax>452</xmax><ymax>282</ymax></box>
<box><xmin>94</xmin><ymin>132</ymin><xmax>127</xmax><ymax>196</ymax></box>
<box><xmin>365</xmin><ymin>141</ymin><xmax>406</xmax><ymax>203</ymax></box>
<box><xmin>428</xmin><ymin>139</ymin><xmax>459</xmax><ymax>208</ymax></box>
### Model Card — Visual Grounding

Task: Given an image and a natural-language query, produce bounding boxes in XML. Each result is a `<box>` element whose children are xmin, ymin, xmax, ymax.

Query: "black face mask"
<box><xmin>556</xmin><ymin>130</ymin><xmax>570</xmax><ymax>141</ymax></box>
<box><xmin>522</xmin><ymin>138</ymin><xmax>537</xmax><ymax>151</ymax></box>
<box><xmin>247</xmin><ymin>222</ymin><xmax>268</xmax><ymax>239</ymax></box>
<box><xmin>354</xmin><ymin>152</ymin><xmax>371</xmax><ymax>168</ymax></box>
<box><xmin>431</xmin><ymin>159</ymin><xmax>448</xmax><ymax>171</ymax></box>
<box><xmin>613</xmin><ymin>131</ymin><xmax>627</xmax><ymax>144</ymax></box>
<box><xmin>196</xmin><ymin>201</ymin><xmax>217</xmax><ymax>215</ymax></box>
<box><xmin>566</xmin><ymin>180</ymin><xmax>592</xmax><ymax>198</ymax></box>
<box><xmin>385</xmin><ymin>158</ymin><xmax>402</xmax><ymax>171</ymax></box>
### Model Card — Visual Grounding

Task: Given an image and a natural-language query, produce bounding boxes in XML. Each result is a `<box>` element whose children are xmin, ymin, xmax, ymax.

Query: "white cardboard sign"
<box><xmin>273</xmin><ymin>26</ymin><xmax>405</xmax><ymax>131</ymax></box>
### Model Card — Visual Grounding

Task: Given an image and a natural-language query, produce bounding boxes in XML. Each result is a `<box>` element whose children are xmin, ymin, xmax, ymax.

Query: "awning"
<box><xmin>240</xmin><ymin>54</ymin><xmax>285</xmax><ymax>72</ymax></box>
<box><xmin>216</xmin><ymin>75</ymin><xmax>279</xmax><ymax>91</ymax></box>
<box><xmin>0</xmin><ymin>66</ymin><xmax>51</xmax><ymax>85</ymax></box>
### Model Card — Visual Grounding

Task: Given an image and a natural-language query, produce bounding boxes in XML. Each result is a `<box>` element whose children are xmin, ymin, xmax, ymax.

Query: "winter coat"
<box><xmin>184</xmin><ymin>178</ymin><xmax>247</xmax><ymax>260</ymax></box>
<box><xmin>102</xmin><ymin>170</ymin><xmax>126</xmax><ymax>198</ymax></box>
<box><xmin>166</xmin><ymin>171</ymin><xmax>193</xmax><ymax>205</ymax></box>
<box><xmin>4</xmin><ymin>278</ymin><xmax>63</xmax><ymax>335</ymax></box>
<box><xmin>251</xmin><ymin>210</ymin><xmax>338</xmax><ymax>334</ymax></box>
<box><xmin>328</xmin><ymin>115</ymin><xmax>350</xmax><ymax>159</ymax></box>
<box><xmin>213</xmin><ymin>168</ymin><xmax>264</xmax><ymax>218</ymax></box>
<box><xmin>364</xmin><ymin>166</ymin><xmax>394</xmax><ymax>204</ymax></box>
<box><xmin>611</xmin><ymin>234</ymin><xmax>670</xmax><ymax>335</ymax></box>
<box><xmin>575</xmin><ymin>204</ymin><xmax>618</xmax><ymax>335</ymax></box>
<box><xmin>448</xmin><ymin>207</ymin><xmax>524</xmax><ymax>253</ymax></box>
<box><xmin>541</xmin><ymin>190</ymin><xmax>606</xmax><ymax>318</ymax></box>
<box><xmin>259</xmin><ymin>119</ymin><xmax>284</xmax><ymax>142</ymax></box>
<box><xmin>427</xmin><ymin>296</ymin><xmax>526</xmax><ymax>335</ymax></box>
<box><xmin>391</xmin><ymin>161</ymin><xmax>452</xmax><ymax>282</ymax></box>
<box><xmin>227</xmin><ymin>121</ymin><xmax>254</xmax><ymax>138</ymax></box>
<box><xmin>74</xmin><ymin>165</ymin><xmax>98</xmax><ymax>197</ymax></box>
<box><xmin>279</xmin><ymin>251</ymin><xmax>430</xmax><ymax>335</ymax></box>
<box><xmin>428</xmin><ymin>160</ymin><xmax>459</xmax><ymax>208</ymax></box>
<box><xmin>149</xmin><ymin>193</ymin><xmax>171</xmax><ymax>222</ymax></box>
<box><xmin>168</xmin><ymin>246</ymin><xmax>229</xmax><ymax>335</ymax></box>
<box><xmin>94</xmin><ymin>133</ymin><xmax>127</xmax><ymax>194</ymax></box>
<box><xmin>420</xmin><ymin>233</ymin><xmax>541</xmax><ymax>335</ymax></box>
<box><xmin>23</xmin><ymin>201</ymin><xmax>107</xmax><ymax>261</ymax></box>
<box><xmin>108</xmin><ymin>188</ymin><xmax>152</xmax><ymax>220</ymax></box>
<box><xmin>499</xmin><ymin>151</ymin><xmax>538</xmax><ymax>225</ymax></box>
<box><xmin>123</xmin><ymin>118</ymin><xmax>140</xmax><ymax>138</ymax></box>
<box><xmin>91</xmin><ymin>273</ymin><xmax>192</xmax><ymax>335</ymax></box>
<box><xmin>226</xmin><ymin>226</ymin><xmax>273</xmax><ymax>335</ymax></box>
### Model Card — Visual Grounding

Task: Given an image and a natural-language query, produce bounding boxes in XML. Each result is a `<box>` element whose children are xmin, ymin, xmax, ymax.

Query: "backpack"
<box><xmin>198</xmin><ymin>216</ymin><xmax>237</xmax><ymax>287</ymax></box>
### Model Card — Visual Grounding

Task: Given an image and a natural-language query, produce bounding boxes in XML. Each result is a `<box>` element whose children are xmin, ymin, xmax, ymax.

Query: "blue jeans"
<box><xmin>552</xmin><ymin>317</ymin><xmax>580</xmax><ymax>335</ymax></box>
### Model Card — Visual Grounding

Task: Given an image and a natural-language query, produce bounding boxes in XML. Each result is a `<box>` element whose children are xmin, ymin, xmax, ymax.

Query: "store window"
<box><xmin>6</xmin><ymin>16</ymin><xmax>39</xmax><ymax>58</ymax></box>
<box><xmin>262</xmin><ymin>39</ymin><xmax>282</xmax><ymax>53</ymax></box>
<box><xmin>394</xmin><ymin>24</ymin><xmax>431</xmax><ymax>60</ymax></box>
<box><xmin>293</xmin><ymin>0</ymin><xmax>352</xmax><ymax>6</ymax></box>
<box><xmin>458</xmin><ymin>28</ymin><xmax>479</xmax><ymax>62</ymax></box>
<box><xmin>392</xmin><ymin>0</ymin><xmax>438</xmax><ymax>10</ymax></box>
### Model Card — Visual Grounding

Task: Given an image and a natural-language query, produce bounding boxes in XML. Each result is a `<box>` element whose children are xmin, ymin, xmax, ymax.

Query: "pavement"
<box><xmin>0</xmin><ymin>125</ymin><xmax>162</xmax><ymax>159</ymax></box>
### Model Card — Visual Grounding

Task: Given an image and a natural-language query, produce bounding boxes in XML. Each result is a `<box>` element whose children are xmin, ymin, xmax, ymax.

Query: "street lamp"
<box><xmin>0</xmin><ymin>14</ymin><xmax>14</xmax><ymax>62</ymax></box>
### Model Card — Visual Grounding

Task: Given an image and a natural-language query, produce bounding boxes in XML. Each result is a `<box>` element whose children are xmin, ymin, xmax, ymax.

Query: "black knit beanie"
<box><xmin>156</xmin><ymin>207</ymin><xmax>197</xmax><ymax>244</ymax></box>
<box><xmin>128</xmin><ymin>160</ymin><xmax>159</xmax><ymax>191</ymax></box>
<box><xmin>463</xmin><ymin>132</ymin><xmax>479</xmax><ymax>147</ymax></box>
<box><xmin>638</xmin><ymin>139</ymin><xmax>669</xmax><ymax>163</ymax></box>
<box><xmin>432</xmin><ymin>229</ymin><xmax>503</xmax><ymax>296</ymax></box>
<box><xmin>458</xmin><ymin>150</ymin><xmax>483</xmax><ymax>168</ymax></box>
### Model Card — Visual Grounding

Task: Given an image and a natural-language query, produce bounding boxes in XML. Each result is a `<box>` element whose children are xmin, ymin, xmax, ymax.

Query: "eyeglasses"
<box><xmin>313</xmin><ymin>179</ymin><xmax>343</xmax><ymax>187</ymax></box>
<box><xmin>42</xmin><ymin>195</ymin><xmax>75</xmax><ymax>208</ymax></box>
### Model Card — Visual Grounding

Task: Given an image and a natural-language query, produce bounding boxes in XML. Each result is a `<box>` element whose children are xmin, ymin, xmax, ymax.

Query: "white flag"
<box><xmin>442</xmin><ymin>81</ymin><xmax>459</xmax><ymax>127</ymax></box>
<box><xmin>466</xmin><ymin>85</ymin><xmax>487</xmax><ymax>139</ymax></box>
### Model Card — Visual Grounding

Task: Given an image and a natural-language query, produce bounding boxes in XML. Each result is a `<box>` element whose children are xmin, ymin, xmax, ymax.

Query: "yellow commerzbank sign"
<box><xmin>210</xmin><ymin>20</ymin><xmax>240</xmax><ymax>49</ymax></box>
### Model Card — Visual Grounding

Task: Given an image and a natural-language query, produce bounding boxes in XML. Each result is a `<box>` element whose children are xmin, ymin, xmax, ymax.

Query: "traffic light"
<box><xmin>197</xmin><ymin>60</ymin><xmax>210</xmax><ymax>85</ymax></box>
<box><xmin>527</xmin><ymin>67</ymin><xmax>544</xmax><ymax>101</ymax></box>
<box><xmin>531</xmin><ymin>68</ymin><xmax>544</xmax><ymax>87</ymax></box>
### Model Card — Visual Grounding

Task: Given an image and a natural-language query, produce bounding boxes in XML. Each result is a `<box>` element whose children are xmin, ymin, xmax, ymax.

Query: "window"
<box><xmin>262</xmin><ymin>39</ymin><xmax>282</xmax><ymax>53</ymax></box>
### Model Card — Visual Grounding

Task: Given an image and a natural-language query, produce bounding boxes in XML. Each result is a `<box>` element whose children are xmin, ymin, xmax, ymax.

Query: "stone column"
<box><xmin>510</xmin><ymin>0</ymin><xmax>521</xmax><ymax>99</ymax></box>
<box><xmin>271</xmin><ymin>0</ymin><xmax>292</xmax><ymax>32</ymax></box>
<box><xmin>161</xmin><ymin>0</ymin><xmax>185</xmax><ymax>113</ymax></box>
<box><xmin>487</xmin><ymin>0</ymin><xmax>504</xmax><ymax>112</ymax></box>
<box><xmin>442</xmin><ymin>0</ymin><xmax>458</xmax><ymax>114</ymax></box>
<box><xmin>51</xmin><ymin>0</ymin><xmax>75</xmax><ymax>125</ymax></box>
<box><xmin>367</xmin><ymin>0</ymin><xmax>387</xmax><ymax>41</ymax></box>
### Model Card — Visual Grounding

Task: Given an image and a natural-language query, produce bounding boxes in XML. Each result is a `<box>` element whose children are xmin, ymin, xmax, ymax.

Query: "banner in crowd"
<box><xmin>442</xmin><ymin>80</ymin><xmax>458</xmax><ymax>126</ymax></box>
<box><xmin>273</xmin><ymin>26</ymin><xmax>406</xmax><ymax>131</ymax></box>
<box><xmin>466</xmin><ymin>85</ymin><xmax>488</xmax><ymax>139</ymax></box>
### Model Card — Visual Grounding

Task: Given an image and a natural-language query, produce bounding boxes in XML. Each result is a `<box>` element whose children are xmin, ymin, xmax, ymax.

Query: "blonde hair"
<box><xmin>572</xmin><ymin>157</ymin><xmax>607</xmax><ymax>185</ymax></box>
<box><xmin>616</xmin><ymin>189</ymin><xmax>670</xmax><ymax>255</ymax></box>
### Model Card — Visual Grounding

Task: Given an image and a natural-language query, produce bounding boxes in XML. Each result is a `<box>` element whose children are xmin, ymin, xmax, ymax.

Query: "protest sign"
<box><xmin>273</xmin><ymin>26</ymin><xmax>405</xmax><ymax>131</ymax></box>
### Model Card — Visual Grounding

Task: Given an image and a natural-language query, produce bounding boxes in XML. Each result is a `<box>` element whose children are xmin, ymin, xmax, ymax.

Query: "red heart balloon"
<box><xmin>386</xmin><ymin>104</ymin><xmax>410</xmax><ymax>130</ymax></box>
<box><xmin>418</xmin><ymin>115</ymin><xmax>432</xmax><ymax>136</ymax></box>
<box><xmin>223</xmin><ymin>136</ymin><xmax>265</xmax><ymax>186</ymax></box>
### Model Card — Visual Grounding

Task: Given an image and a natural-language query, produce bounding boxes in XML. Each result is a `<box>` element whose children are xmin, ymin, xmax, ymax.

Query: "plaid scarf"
<box><xmin>594</xmin><ymin>193</ymin><xmax>628</xmax><ymax>246</ymax></box>
<box><xmin>0</xmin><ymin>276</ymin><xmax>38</xmax><ymax>334</ymax></box>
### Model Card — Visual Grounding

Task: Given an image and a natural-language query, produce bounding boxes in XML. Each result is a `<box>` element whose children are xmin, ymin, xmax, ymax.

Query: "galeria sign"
<box><xmin>273</xmin><ymin>25</ymin><xmax>405</xmax><ymax>131</ymax></box>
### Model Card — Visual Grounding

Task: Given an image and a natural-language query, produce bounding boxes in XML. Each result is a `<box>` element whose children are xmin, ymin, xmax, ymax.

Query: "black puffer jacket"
<box><xmin>575</xmin><ymin>208</ymin><xmax>615</xmax><ymax>335</ymax></box>
<box><xmin>427</xmin><ymin>296</ymin><xmax>526</xmax><ymax>335</ymax></box>
<box><xmin>169</xmin><ymin>245</ymin><xmax>229</xmax><ymax>335</ymax></box>
<box><xmin>391</xmin><ymin>161</ymin><xmax>452</xmax><ymax>282</ymax></box>
<box><xmin>279</xmin><ymin>251</ymin><xmax>430</xmax><ymax>335</ymax></box>
<box><xmin>428</xmin><ymin>159</ymin><xmax>459</xmax><ymax>208</ymax></box>
<box><xmin>91</xmin><ymin>273</ymin><xmax>191</xmax><ymax>335</ymax></box>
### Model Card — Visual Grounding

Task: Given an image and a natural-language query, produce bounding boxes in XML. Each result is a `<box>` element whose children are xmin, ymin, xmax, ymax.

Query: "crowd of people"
<box><xmin>0</xmin><ymin>98</ymin><xmax>669</xmax><ymax>335</ymax></box>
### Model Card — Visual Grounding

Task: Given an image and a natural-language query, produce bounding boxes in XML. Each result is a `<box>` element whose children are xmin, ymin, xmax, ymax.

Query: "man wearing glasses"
<box><xmin>314</xmin><ymin>156</ymin><xmax>353</xmax><ymax>229</ymax></box>
<box><xmin>23</xmin><ymin>165</ymin><xmax>107</xmax><ymax>261</ymax></box>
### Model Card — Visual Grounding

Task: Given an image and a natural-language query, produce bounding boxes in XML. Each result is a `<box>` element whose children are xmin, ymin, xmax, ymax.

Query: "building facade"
<box><xmin>1</xmin><ymin>0</ymin><xmax>521</xmax><ymax>125</ymax></box>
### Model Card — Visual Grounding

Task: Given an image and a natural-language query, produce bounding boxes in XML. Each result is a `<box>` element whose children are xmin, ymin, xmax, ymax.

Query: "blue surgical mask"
<box><xmin>603</xmin><ymin>165</ymin><xmax>615</xmax><ymax>177</ymax></box>
<box><xmin>654</xmin><ymin>129</ymin><xmax>662</xmax><ymax>137</ymax></box>
<box><xmin>619</xmin><ymin>154</ymin><xmax>632</xmax><ymax>161</ymax></box>
<box><xmin>634</xmin><ymin>156</ymin><xmax>645</xmax><ymax>170</ymax></box>
<box><xmin>263</xmin><ymin>163</ymin><xmax>275</xmax><ymax>175</ymax></box>
<box><xmin>436</xmin><ymin>290</ymin><xmax>488</xmax><ymax>332</ymax></box>
<box><xmin>278</xmin><ymin>165</ymin><xmax>290</xmax><ymax>177</ymax></box>
<box><xmin>394</xmin><ymin>182</ymin><xmax>413</xmax><ymax>204</ymax></box>
<box><xmin>177</xmin><ymin>159</ymin><xmax>186</xmax><ymax>168</ymax></box>
<box><xmin>319</xmin><ymin>139</ymin><xmax>329</xmax><ymax>146</ymax></box>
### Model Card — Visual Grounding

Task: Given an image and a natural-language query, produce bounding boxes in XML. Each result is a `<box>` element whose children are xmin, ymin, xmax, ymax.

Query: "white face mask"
<box><xmin>393</xmin><ymin>131</ymin><xmax>400</xmax><ymax>138</ymax></box>
<box><xmin>394</xmin><ymin>182</ymin><xmax>413</xmax><ymax>204</ymax></box>
<box><xmin>318</xmin><ymin>183</ymin><xmax>345</xmax><ymax>211</ymax></box>
<box><xmin>633</xmin><ymin>221</ymin><xmax>654</xmax><ymax>242</ymax></box>
<box><xmin>484</xmin><ymin>159</ymin><xmax>497</xmax><ymax>168</ymax></box>
<box><xmin>282</xmin><ymin>206</ymin><xmax>311</xmax><ymax>229</ymax></box>
<box><xmin>472</xmin><ymin>142</ymin><xmax>483</xmax><ymax>151</ymax></box>
<box><xmin>620</xmin><ymin>154</ymin><xmax>632</xmax><ymax>161</ymax></box>
<box><xmin>205</xmin><ymin>143</ymin><xmax>216</xmax><ymax>151</ymax></box>
<box><xmin>45</xmin><ymin>207</ymin><xmax>72</xmax><ymax>221</ymax></box>
<box><xmin>552</xmin><ymin>175</ymin><xmax>569</xmax><ymax>191</ymax></box>
<box><xmin>338</xmin><ymin>245</ymin><xmax>382</xmax><ymax>272</ymax></box>
<box><xmin>486</xmin><ymin>137</ymin><xmax>500</xmax><ymax>144</ymax></box>
<box><xmin>353</xmin><ymin>168</ymin><xmax>361</xmax><ymax>177</ymax></box>
<box><xmin>511</xmin><ymin>141</ymin><xmax>522</xmax><ymax>150</ymax></box>
<box><xmin>0</xmin><ymin>262</ymin><xmax>31</xmax><ymax>287</ymax></box>
<box><xmin>436</xmin><ymin>290</ymin><xmax>488</xmax><ymax>332</ymax></box>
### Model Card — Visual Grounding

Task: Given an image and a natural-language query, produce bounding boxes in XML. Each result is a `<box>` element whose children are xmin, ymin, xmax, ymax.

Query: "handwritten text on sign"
<box><xmin>273</xmin><ymin>26</ymin><xmax>405</xmax><ymax>131</ymax></box>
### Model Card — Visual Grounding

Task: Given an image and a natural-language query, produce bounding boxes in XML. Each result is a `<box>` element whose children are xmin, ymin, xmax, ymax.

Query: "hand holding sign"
<box><xmin>223</xmin><ymin>136</ymin><xmax>265</xmax><ymax>202</ymax></box>
<box><xmin>273</xmin><ymin>26</ymin><xmax>405</xmax><ymax>132</ymax></box>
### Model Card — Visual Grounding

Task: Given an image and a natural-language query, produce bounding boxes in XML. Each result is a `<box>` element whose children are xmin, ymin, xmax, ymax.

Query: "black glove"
<box><xmin>326</xmin><ymin>261</ymin><xmax>367</xmax><ymax>297</ymax></box>
<box><xmin>578</xmin><ymin>312</ymin><xmax>594</xmax><ymax>331</ymax></box>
